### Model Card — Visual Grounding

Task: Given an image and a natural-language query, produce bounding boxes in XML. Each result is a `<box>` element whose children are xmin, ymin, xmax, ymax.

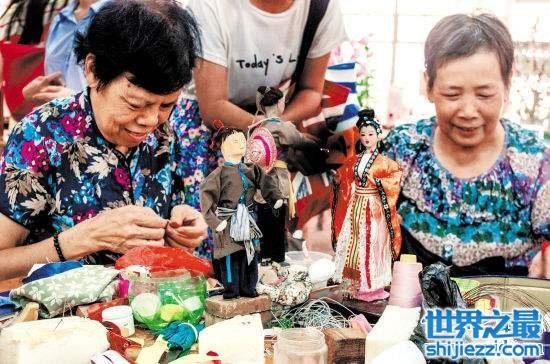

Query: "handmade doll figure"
<box><xmin>200</xmin><ymin>126</ymin><xmax>284</xmax><ymax>299</ymax></box>
<box><xmin>247</xmin><ymin>86</ymin><xmax>318</xmax><ymax>263</ymax></box>
<box><xmin>332</xmin><ymin>109</ymin><xmax>402</xmax><ymax>302</ymax></box>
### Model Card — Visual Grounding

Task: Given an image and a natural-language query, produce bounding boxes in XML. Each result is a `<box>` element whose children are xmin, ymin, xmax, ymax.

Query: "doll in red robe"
<box><xmin>331</xmin><ymin>109</ymin><xmax>402</xmax><ymax>301</ymax></box>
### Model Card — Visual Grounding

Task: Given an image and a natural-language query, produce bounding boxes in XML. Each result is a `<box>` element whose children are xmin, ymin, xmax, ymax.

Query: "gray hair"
<box><xmin>424</xmin><ymin>13</ymin><xmax>514</xmax><ymax>90</ymax></box>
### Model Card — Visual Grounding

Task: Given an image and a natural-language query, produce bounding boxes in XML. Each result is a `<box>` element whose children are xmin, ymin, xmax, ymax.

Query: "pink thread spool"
<box><xmin>388</xmin><ymin>255</ymin><xmax>423</xmax><ymax>308</ymax></box>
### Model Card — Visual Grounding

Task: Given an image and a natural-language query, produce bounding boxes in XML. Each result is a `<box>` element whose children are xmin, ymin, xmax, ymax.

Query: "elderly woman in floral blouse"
<box><xmin>0</xmin><ymin>0</ymin><xmax>208</xmax><ymax>280</ymax></box>
<box><xmin>382</xmin><ymin>14</ymin><xmax>549</xmax><ymax>277</ymax></box>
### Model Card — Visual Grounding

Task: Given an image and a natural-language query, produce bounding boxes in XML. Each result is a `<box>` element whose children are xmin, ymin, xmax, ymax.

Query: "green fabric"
<box><xmin>10</xmin><ymin>265</ymin><xmax>119</xmax><ymax>318</ymax></box>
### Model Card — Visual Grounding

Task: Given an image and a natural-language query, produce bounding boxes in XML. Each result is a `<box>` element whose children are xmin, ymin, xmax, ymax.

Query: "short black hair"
<box><xmin>212</xmin><ymin>127</ymin><xmax>245</xmax><ymax>150</ymax></box>
<box><xmin>74</xmin><ymin>0</ymin><xmax>201</xmax><ymax>95</ymax></box>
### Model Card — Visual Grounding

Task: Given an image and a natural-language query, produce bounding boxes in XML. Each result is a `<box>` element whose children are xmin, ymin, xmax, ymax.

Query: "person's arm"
<box><xmin>195</xmin><ymin>53</ymin><xmax>330</xmax><ymax>130</ymax></box>
<box><xmin>194</xmin><ymin>59</ymin><xmax>257</xmax><ymax>130</ymax></box>
<box><xmin>0</xmin><ymin>206</ymin><xmax>168</xmax><ymax>280</ymax></box>
<box><xmin>282</xmin><ymin>53</ymin><xmax>330</xmax><ymax>124</ymax></box>
<box><xmin>0</xmin><ymin>214</ymin><xmax>97</xmax><ymax>279</ymax></box>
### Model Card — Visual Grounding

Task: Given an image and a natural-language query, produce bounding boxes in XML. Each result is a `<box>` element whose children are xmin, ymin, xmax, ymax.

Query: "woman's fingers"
<box><xmin>127</xmin><ymin>225</ymin><xmax>166</xmax><ymax>241</ymax></box>
<box><xmin>130</xmin><ymin>208</ymin><xmax>167</xmax><ymax>228</ymax></box>
<box><xmin>165</xmin><ymin>234</ymin><xmax>199</xmax><ymax>252</ymax></box>
<box><xmin>165</xmin><ymin>227</ymin><xmax>204</xmax><ymax>249</ymax></box>
<box><xmin>171</xmin><ymin>221</ymin><xmax>208</xmax><ymax>239</ymax></box>
<box><xmin>114</xmin><ymin>238</ymin><xmax>164</xmax><ymax>254</ymax></box>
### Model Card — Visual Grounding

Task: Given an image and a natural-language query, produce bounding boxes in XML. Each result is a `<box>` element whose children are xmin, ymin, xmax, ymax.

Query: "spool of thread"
<box><xmin>399</xmin><ymin>254</ymin><xmax>417</xmax><ymax>263</ymax></box>
<box><xmin>388</xmin><ymin>256</ymin><xmax>423</xmax><ymax>308</ymax></box>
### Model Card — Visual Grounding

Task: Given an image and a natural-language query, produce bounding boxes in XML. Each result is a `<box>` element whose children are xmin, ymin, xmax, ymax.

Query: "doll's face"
<box><xmin>220</xmin><ymin>131</ymin><xmax>247</xmax><ymax>162</ymax></box>
<box><xmin>359</xmin><ymin>125</ymin><xmax>378</xmax><ymax>151</ymax></box>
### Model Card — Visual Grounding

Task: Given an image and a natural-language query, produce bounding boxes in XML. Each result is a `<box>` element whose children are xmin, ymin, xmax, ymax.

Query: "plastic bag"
<box><xmin>115</xmin><ymin>246</ymin><xmax>212</xmax><ymax>275</ymax></box>
<box><xmin>419</xmin><ymin>262</ymin><xmax>466</xmax><ymax>309</ymax></box>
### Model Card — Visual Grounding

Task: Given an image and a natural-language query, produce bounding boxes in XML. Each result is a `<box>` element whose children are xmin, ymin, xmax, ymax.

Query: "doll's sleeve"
<box><xmin>273</xmin><ymin>122</ymin><xmax>318</xmax><ymax>150</ymax></box>
<box><xmin>380</xmin><ymin>157</ymin><xmax>403</xmax><ymax>258</ymax></box>
<box><xmin>332</xmin><ymin>158</ymin><xmax>354</xmax><ymax>241</ymax></box>
<box><xmin>254</xmin><ymin>165</ymin><xmax>283</xmax><ymax>205</ymax></box>
<box><xmin>199</xmin><ymin>170</ymin><xmax>223</xmax><ymax>230</ymax></box>
<box><xmin>379</xmin><ymin>157</ymin><xmax>402</xmax><ymax>209</ymax></box>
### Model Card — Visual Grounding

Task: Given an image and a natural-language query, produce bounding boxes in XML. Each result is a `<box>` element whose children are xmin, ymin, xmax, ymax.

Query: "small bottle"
<box><xmin>102</xmin><ymin>305</ymin><xmax>135</xmax><ymax>337</ymax></box>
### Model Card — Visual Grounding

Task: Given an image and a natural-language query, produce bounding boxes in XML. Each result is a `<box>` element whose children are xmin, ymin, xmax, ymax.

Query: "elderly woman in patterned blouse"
<box><xmin>0</xmin><ymin>0</ymin><xmax>208</xmax><ymax>280</ymax></box>
<box><xmin>382</xmin><ymin>14</ymin><xmax>549</xmax><ymax>277</ymax></box>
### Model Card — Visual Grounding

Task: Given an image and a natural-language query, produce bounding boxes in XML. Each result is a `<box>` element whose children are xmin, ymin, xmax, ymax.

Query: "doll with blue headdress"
<box><xmin>332</xmin><ymin>109</ymin><xmax>403</xmax><ymax>301</ymax></box>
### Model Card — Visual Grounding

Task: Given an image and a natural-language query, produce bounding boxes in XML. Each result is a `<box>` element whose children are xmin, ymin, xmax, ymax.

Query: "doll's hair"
<box><xmin>211</xmin><ymin>127</ymin><xmax>245</xmax><ymax>150</ymax></box>
<box><xmin>355</xmin><ymin>108</ymin><xmax>382</xmax><ymax>153</ymax></box>
<box><xmin>356</xmin><ymin>109</ymin><xmax>382</xmax><ymax>135</ymax></box>
<box><xmin>257</xmin><ymin>86</ymin><xmax>284</xmax><ymax>107</ymax></box>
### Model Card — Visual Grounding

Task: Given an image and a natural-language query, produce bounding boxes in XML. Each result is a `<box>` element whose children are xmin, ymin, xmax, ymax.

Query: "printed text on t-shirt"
<box><xmin>235</xmin><ymin>53</ymin><xmax>297</xmax><ymax>76</ymax></box>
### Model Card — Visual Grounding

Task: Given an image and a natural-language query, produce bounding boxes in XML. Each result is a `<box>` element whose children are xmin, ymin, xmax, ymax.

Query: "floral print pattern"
<box><xmin>0</xmin><ymin>90</ymin><xmax>187</xmax><ymax>264</ymax></box>
<box><xmin>170</xmin><ymin>97</ymin><xmax>222</xmax><ymax>260</ymax></box>
<box><xmin>10</xmin><ymin>265</ymin><xmax>119</xmax><ymax>318</ymax></box>
<box><xmin>382</xmin><ymin>117</ymin><xmax>549</xmax><ymax>267</ymax></box>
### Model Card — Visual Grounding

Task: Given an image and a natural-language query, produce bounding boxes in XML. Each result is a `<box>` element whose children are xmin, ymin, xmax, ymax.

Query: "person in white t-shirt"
<box><xmin>171</xmin><ymin>0</ymin><xmax>347</xmax><ymax>260</ymax></box>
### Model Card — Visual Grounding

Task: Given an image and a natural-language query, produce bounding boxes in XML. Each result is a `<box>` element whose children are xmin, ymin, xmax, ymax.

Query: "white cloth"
<box><xmin>357</xmin><ymin>152</ymin><xmax>372</xmax><ymax>176</ymax></box>
<box><xmin>183</xmin><ymin>0</ymin><xmax>347</xmax><ymax>105</ymax></box>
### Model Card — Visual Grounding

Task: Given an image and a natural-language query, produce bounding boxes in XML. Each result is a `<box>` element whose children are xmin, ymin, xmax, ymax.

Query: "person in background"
<box><xmin>0</xmin><ymin>0</ymin><xmax>68</xmax><ymax>121</ymax></box>
<box><xmin>382</xmin><ymin>14</ymin><xmax>549</xmax><ymax>277</ymax></box>
<box><xmin>22</xmin><ymin>0</ymin><xmax>107</xmax><ymax>105</ymax></box>
<box><xmin>172</xmin><ymin>0</ymin><xmax>347</xmax><ymax>259</ymax></box>
<box><xmin>0</xmin><ymin>0</ymin><xmax>68</xmax><ymax>44</ymax></box>
<box><xmin>0</xmin><ymin>0</ymin><xmax>207</xmax><ymax>280</ymax></box>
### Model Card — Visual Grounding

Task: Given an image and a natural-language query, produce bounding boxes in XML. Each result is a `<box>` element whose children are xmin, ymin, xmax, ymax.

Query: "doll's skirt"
<box><xmin>333</xmin><ymin>187</ymin><xmax>392</xmax><ymax>294</ymax></box>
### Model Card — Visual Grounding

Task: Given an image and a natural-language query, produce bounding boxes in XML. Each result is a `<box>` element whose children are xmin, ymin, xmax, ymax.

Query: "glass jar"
<box><xmin>274</xmin><ymin>328</ymin><xmax>327</xmax><ymax>364</ymax></box>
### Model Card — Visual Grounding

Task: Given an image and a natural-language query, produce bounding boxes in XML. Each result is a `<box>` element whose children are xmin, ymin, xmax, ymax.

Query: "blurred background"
<box><xmin>338</xmin><ymin>0</ymin><xmax>550</xmax><ymax>139</ymax></box>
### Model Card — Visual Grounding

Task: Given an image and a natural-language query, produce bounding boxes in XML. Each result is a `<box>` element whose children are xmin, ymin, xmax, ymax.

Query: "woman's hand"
<box><xmin>65</xmin><ymin>205</ymin><xmax>167</xmax><ymax>255</ymax></box>
<box><xmin>528</xmin><ymin>242</ymin><xmax>550</xmax><ymax>279</ymax></box>
<box><xmin>22</xmin><ymin>72</ymin><xmax>74</xmax><ymax>105</ymax></box>
<box><xmin>165</xmin><ymin>205</ymin><xmax>208</xmax><ymax>251</ymax></box>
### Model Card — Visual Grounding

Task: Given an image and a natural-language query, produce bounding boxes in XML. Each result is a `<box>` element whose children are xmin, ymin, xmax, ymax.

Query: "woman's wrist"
<box><xmin>59</xmin><ymin>223</ymin><xmax>101</xmax><ymax>259</ymax></box>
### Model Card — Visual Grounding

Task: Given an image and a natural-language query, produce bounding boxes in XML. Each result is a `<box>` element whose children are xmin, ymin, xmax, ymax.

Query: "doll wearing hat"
<box><xmin>332</xmin><ymin>109</ymin><xmax>403</xmax><ymax>302</ymax></box>
<box><xmin>247</xmin><ymin>86</ymin><xmax>318</xmax><ymax>263</ymax></box>
<box><xmin>200</xmin><ymin>125</ymin><xmax>283</xmax><ymax>299</ymax></box>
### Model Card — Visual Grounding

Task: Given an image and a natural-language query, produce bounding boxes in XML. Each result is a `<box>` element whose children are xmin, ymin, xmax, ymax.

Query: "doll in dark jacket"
<box><xmin>200</xmin><ymin>125</ymin><xmax>283</xmax><ymax>299</ymax></box>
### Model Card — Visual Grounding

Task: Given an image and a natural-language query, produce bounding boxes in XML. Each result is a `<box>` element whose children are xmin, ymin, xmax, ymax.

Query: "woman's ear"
<box><xmin>83</xmin><ymin>54</ymin><xmax>99</xmax><ymax>89</ymax></box>
<box><xmin>424</xmin><ymin>71</ymin><xmax>434</xmax><ymax>103</ymax></box>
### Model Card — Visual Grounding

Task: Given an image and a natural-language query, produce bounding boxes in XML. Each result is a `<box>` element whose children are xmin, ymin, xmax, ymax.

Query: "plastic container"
<box><xmin>123</xmin><ymin>270</ymin><xmax>207</xmax><ymax>330</ymax></box>
<box><xmin>102</xmin><ymin>305</ymin><xmax>135</xmax><ymax>337</ymax></box>
<box><xmin>274</xmin><ymin>328</ymin><xmax>327</xmax><ymax>364</ymax></box>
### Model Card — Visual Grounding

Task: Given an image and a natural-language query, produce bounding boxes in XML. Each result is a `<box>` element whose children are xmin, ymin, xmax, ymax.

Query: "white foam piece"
<box><xmin>364</xmin><ymin>305</ymin><xmax>422</xmax><ymax>364</ymax></box>
<box><xmin>0</xmin><ymin>317</ymin><xmax>109</xmax><ymax>364</ymax></box>
<box><xmin>199</xmin><ymin>314</ymin><xmax>264</xmax><ymax>363</ymax></box>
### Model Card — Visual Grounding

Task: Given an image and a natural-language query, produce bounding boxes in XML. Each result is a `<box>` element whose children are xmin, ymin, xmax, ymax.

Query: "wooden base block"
<box><xmin>324</xmin><ymin>327</ymin><xmax>366</xmax><ymax>364</ymax></box>
<box><xmin>205</xmin><ymin>295</ymin><xmax>271</xmax><ymax>319</ymax></box>
<box><xmin>203</xmin><ymin>310</ymin><xmax>272</xmax><ymax>327</ymax></box>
